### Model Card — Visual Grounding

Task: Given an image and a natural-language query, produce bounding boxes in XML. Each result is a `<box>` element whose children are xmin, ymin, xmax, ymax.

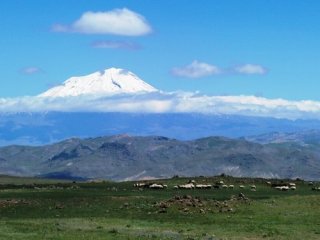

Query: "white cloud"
<box><xmin>21</xmin><ymin>67</ymin><xmax>42</xmax><ymax>75</ymax></box>
<box><xmin>92</xmin><ymin>40</ymin><xmax>141</xmax><ymax>50</ymax></box>
<box><xmin>171</xmin><ymin>61</ymin><xmax>221</xmax><ymax>78</ymax></box>
<box><xmin>52</xmin><ymin>8</ymin><xmax>152</xmax><ymax>36</ymax></box>
<box><xmin>1</xmin><ymin>92</ymin><xmax>320</xmax><ymax>120</ymax></box>
<box><xmin>234</xmin><ymin>64</ymin><xmax>267</xmax><ymax>75</ymax></box>
<box><xmin>171</xmin><ymin>62</ymin><xmax>268</xmax><ymax>78</ymax></box>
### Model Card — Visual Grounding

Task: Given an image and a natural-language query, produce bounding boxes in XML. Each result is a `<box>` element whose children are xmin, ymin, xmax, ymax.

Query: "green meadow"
<box><xmin>0</xmin><ymin>176</ymin><xmax>319</xmax><ymax>240</ymax></box>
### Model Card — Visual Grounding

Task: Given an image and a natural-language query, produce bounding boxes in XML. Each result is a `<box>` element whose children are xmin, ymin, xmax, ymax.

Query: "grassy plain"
<box><xmin>0</xmin><ymin>176</ymin><xmax>319</xmax><ymax>240</ymax></box>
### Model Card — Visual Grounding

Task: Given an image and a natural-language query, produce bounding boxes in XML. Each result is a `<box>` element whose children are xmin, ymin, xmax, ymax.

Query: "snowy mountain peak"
<box><xmin>39</xmin><ymin>68</ymin><xmax>158</xmax><ymax>97</ymax></box>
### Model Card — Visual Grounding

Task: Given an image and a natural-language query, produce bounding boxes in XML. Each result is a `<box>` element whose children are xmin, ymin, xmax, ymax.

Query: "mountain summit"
<box><xmin>39</xmin><ymin>68</ymin><xmax>157</xmax><ymax>97</ymax></box>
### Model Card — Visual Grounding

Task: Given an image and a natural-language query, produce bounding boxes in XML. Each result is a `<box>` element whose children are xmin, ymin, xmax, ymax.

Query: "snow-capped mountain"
<box><xmin>39</xmin><ymin>68</ymin><xmax>157</xmax><ymax>97</ymax></box>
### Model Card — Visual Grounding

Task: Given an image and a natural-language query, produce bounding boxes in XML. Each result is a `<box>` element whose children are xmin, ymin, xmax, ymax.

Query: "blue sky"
<box><xmin>1</xmin><ymin>0</ymin><xmax>320</xmax><ymax>101</ymax></box>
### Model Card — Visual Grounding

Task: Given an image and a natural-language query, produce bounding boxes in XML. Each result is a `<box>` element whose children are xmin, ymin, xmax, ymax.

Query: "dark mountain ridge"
<box><xmin>1</xmin><ymin>134</ymin><xmax>320</xmax><ymax>181</ymax></box>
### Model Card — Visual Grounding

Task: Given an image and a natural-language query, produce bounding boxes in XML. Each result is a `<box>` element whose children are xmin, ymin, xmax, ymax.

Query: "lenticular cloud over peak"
<box><xmin>1</xmin><ymin>67</ymin><xmax>320</xmax><ymax>120</ymax></box>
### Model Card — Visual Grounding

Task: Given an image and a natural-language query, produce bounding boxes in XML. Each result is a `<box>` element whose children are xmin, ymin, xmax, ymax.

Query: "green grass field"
<box><xmin>0</xmin><ymin>175</ymin><xmax>319</xmax><ymax>240</ymax></box>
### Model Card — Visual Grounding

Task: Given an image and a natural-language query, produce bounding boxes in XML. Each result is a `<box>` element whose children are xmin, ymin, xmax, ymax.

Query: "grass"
<box><xmin>0</xmin><ymin>175</ymin><xmax>72</xmax><ymax>185</ymax></box>
<box><xmin>0</xmin><ymin>175</ymin><xmax>319</xmax><ymax>239</ymax></box>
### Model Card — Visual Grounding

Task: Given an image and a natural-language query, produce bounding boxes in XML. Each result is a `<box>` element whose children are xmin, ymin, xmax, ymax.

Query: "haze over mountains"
<box><xmin>2</xmin><ymin>112</ymin><xmax>320</xmax><ymax>147</ymax></box>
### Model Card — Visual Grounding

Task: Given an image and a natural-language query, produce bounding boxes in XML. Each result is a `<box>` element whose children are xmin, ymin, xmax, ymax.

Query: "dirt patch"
<box><xmin>154</xmin><ymin>193</ymin><xmax>250</xmax><ymax>214</ymax></box>
<box><xmin>0</xmin><ymin>199</ymin><xmax>33</xmax><ymax>208</ymax></box>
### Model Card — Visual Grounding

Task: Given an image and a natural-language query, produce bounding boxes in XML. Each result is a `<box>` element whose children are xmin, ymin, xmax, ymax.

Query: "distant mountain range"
<box><xmin>245</xmin><ymin>130</ymin><xmax>320</xmax><ymax>146</ymax></box>
<box><xmin>3</xmin><ymin>112</ymin><xmax>320</xmax><ymax>146</ymax></box>
<box><xmin>1</xmin><ymin>134</ymin><xmax>320</xmax><ymax>181</ymax></box>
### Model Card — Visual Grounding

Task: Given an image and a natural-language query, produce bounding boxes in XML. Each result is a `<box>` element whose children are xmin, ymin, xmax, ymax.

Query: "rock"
<box><xmin>159</xmin><ymin>202</ymin><xmax>169</xmax><ymax>208</ymax></box>
<box><xmin>184</xmin><ymin>195</ymin><xmax>192</xmax><ymax>200</ymax></box>
<box><xmin>158</xmin><ymin>208</ymin><xmax>167</xmax><ymax>213</ymax></box>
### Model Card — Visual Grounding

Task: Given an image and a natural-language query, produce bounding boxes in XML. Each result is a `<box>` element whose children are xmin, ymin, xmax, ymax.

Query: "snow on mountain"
<box><xmin>39</xmin><ymin>68</ymin><xmax>157</xmax><ymax>97</ymax></box>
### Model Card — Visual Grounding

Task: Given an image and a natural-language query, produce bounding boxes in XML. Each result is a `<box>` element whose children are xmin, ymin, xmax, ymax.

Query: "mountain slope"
<box><xmin>39</xmin><ymin>68</ymin><xmax>157</xmax><ymax>97</ymax></box>
<box><xmin>1</xmin><ymin>135</ymin><xmax>320</xmax><ymax>181</ymax></box>
<box><xmin>246</xmin><ymin>130</ymin><xmax>320</xmax><ymax>145</ymax></box>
